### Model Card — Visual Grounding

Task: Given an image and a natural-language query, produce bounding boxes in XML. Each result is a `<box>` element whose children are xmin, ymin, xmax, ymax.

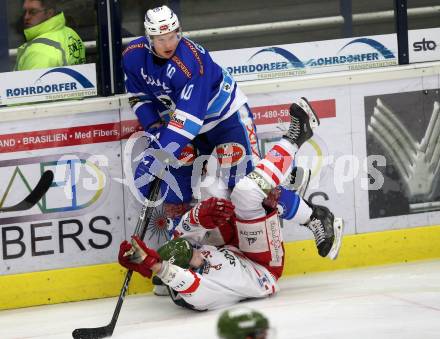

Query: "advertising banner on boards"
<box><xmin>0</xmin><ymin>63</ymin><xmax>97</xmax><ymax>106</ymax></box>
<box><xmin>0</xmin><ymin>111</ymin><xmax>124</xmax><ymax>275</ymax></box>
<box><xmin>350</xmin><ymin>74</ymin><xmax>440</xmax><ymax>234</ymax></box>
<box><xmin>409</xmin><ymin>28</ymin><xmax>440</xmax><ymax>64</ymax></box>
<box><xmin>211</xmin><ymin>34</ymin><xmax>398</xmax><ymax>81</ymax></box>
<box><xmin>364</xmin><ymin>89</ymin><xmax>440</xmax><ymax>218</ymax></box>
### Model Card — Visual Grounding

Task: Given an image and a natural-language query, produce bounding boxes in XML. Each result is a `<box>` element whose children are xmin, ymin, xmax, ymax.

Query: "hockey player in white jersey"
<box><xmin>118</xmin><ymin>98</ymin><xmax>343</xmax><ymax>311</ymax></box>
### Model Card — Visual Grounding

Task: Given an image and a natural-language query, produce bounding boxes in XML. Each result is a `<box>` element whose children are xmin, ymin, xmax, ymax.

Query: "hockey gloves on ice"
<box><xmin>190</xmin><ymin>197</ymin><xmax>235</xmax><ymax>229</ymax></box>
<box><xmin>118</xmin><ymin>236</ymin><xmax>161</xmax><ymax>278</ymax></box>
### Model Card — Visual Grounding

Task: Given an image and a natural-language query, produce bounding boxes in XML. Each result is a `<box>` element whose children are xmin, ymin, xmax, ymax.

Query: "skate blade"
<box><xmin>298</xmin><ymin>97</ymin><xmax>320</xmax><ymax>130</ymax></box>
<box><xmin>295</xmin><ymin>168</ymin><xmax>311</xmax><ymax>198</ymax></box>
<box><xmin>327</xmin><ymin>217</ymin><xmax>344</xmax><ymax>260</ymax></box>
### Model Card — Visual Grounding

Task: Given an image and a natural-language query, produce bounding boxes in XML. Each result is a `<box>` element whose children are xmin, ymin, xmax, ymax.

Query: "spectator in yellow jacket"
<box><xmin>15</xmin><ymin>0</ymin><xmax>86</xmax><ymax>71</ymax></box>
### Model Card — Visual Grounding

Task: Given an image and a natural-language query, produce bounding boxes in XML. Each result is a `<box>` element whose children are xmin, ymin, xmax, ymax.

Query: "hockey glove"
<box><xmin>134</xmin><ymin>142</ymin><xmax>185</xmax><ymax>200</ymax></box>
<box><xmin>262</xmin><ymin>187</ymin><xmax>282</xmax><ymax>211</ymax></box>
<box><xmin>118</xmin><ymin>236</ymin><xmax>161</xmax><ymax>278</ymax></box>
<box><xmin>190</xmin><ymin>197</ymin><xmax>235</xmax><ymax>229</ymax></box>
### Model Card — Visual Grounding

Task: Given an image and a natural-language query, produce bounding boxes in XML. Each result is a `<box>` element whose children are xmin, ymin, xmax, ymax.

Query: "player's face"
<box><xmin>151</xmin><ymin>31</ymin><xmax>180</xmax><ymax>59</ymax></box>
<box><xmin>23</xmin><ymin>0</ymin><xmax>54</xmax><ymax>28</ymax></box>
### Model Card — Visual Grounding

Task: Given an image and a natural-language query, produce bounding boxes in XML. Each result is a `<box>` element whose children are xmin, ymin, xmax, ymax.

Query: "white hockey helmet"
<box><xmin>144</xmin><ymin>5</ymin><xmax>180</xmax><ymax>36</ymax></box>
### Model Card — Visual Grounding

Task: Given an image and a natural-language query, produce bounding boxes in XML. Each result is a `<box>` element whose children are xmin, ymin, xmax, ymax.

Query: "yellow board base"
<box><xmin>1</xmin><ymin>225</ymin><xmax>440</xmax><ymax>310</ymax></box>
<box><xmin>283</xmin><ymin>224</ymin><xmax>440</xmax><ymax>276</ymax></box>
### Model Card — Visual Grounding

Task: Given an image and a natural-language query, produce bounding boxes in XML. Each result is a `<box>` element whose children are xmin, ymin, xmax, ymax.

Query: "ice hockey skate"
<box><xmin>283</xmin><ymin>97</ymin><xmax>320</xmax><ymax>148</ymax></box>
<box><xmin>303</xmin><ymin>204</ymin><xmax>344</xmax><ymax>260</ymax></box>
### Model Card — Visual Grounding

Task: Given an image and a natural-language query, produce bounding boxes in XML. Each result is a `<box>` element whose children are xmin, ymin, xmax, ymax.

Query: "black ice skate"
<box><xmin>283</xmin><ymin>97</ymin><xmax>320</xmax><ymax>148</ymax></box>
<box><xmin>303</xmin><ymin>204</ymin><xmax>344</xmax><ymax>260</ymax></box>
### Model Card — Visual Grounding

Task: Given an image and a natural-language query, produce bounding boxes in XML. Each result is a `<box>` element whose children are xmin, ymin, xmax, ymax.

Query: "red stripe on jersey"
<box><xmin>235</xmin><ymin>209</ymin><xmax>278</xmax><ymax>224</ymax></box>
<box><xmin>179</xmin><ymin>271</ymin><xmax>201</xmax><ymax>294</ymax></box>
<box><xmin>271</xmin><ymin>144</ymin><xmax>291</xmax><ymax>157</ymax></box>
<box><xmin>256</xmin><ymin>163</ymin><xmax>280</xmax><ymax>186</ymax></box>
<box><xmin>253</xmin><ymin>266</ymin><xmax>262</xmax><ymax>277</ymax></box>
<box><xmin>265</xmin><ymin>145</ymin><xmax>292</xmax><ymax>174</ymax></box>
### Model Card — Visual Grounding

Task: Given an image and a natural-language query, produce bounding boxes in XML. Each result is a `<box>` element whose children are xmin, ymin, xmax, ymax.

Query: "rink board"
<box><xmin>1</xmin><ymin>224</ymin><xmax>440</xmax><ymax>310</ymax></box>
<box><xmin>1</xmin><ymin>61</ymin><xmax>440</xmax><ymax>309</ymax></box>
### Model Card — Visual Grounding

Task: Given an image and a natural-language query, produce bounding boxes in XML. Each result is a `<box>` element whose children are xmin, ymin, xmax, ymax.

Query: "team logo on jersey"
<box><xmin>239</xmin><ymin>229</ymin><xmax>263</xmax><ymax>250</ymax></box>
<box><xmin>246</xmin><ymin>237</ymin><xmax>257</xmax><ymax>246</ymax></box>
<box><xmin>215</xmin><ymin>142</ymin><xmax>246</xmax><ymax>168</ymax></box>
<box><xmin>169</xmin><ymin>112</ymin><xmax>186</xmax><ymax>129</ymax></box>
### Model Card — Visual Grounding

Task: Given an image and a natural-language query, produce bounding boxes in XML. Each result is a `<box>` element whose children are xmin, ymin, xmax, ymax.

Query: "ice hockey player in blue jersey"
<box><xmin>123</xmin><ymin>5</ymin><xmax>259</xmax><ymax>209</ymax></box>
<box><xmin>122</xmin><ymin>5</ymin><xmax>326</xmax><ymax>252</ymax></box>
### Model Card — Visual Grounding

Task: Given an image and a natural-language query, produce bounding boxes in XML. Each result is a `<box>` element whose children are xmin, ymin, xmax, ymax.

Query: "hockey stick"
<box><xmin>72</xmin><ymin>176</ymin><xmax>163</xmax><ymax>339</ymax></box>
<box><xmin>0</xmin><ymin>170</ymin><xmax>54</xmax><ymax>213</ymax></box>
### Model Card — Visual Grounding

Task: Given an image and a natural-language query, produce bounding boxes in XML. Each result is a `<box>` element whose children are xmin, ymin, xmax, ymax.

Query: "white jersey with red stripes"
<box><xmin>163</xmin><ymin>244</ymin><xmax>279</xmax><ymax>311</ymax></box>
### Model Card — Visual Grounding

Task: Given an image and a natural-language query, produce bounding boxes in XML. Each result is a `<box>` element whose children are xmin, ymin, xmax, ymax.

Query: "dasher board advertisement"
<box><xmin>211</xmin><ymin>34</ymin><xmax>398</xmax><ymax>81</ymax></box>
<box><xmin>0</xmin><ymin>63</ymin><xmax>97</xmax><ymax>105</ymax></box>
<box><xmin>0</xmin><ymin>110</ymin><xmax>124</xmax><ymax>275</ymax></box>
<box><xmin>409</xmin><ymin>27</ymin><xmax>440</xmax><ymax>64</ymax></box>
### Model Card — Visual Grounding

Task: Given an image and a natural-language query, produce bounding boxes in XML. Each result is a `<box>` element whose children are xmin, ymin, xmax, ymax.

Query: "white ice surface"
<box><xmin>1</xmin><ymin>259</ymin><xmax>440</xmax><ymax>339</ymax></box>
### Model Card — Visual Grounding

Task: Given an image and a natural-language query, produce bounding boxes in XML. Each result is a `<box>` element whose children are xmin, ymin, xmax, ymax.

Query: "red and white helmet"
<box><xmin>144</xmin><ymin>5</ymin><xmax>180</xmax><ymax>36</ymax></box>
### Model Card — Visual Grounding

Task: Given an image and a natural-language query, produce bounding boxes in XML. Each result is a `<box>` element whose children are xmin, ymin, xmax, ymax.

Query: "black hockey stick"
<box><xmin>72</xmin><ymin>177</ymin><xmax>163</xmax><ymax>339</ymax></box>
<box><xmin>0</xmin><ymin>170</ymin><xmax>54</xmax><ymax>213</ymax></box>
